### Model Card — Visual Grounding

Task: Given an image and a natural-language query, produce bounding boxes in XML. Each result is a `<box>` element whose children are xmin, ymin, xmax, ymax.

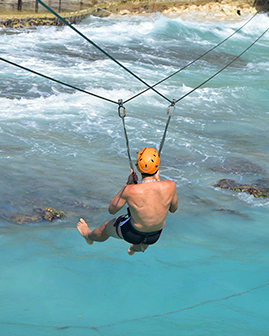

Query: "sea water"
<box><xmin>0</xmin><ymin>12</ymin><xmax>269</xmax><ymax>336</ymax></box>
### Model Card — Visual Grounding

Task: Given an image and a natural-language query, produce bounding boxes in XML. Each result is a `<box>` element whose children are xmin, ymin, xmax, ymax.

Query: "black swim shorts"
<box><xmin>113</xmin><ymin>211</ymin><xmax>162</xmax><ymax>245</ymax></box>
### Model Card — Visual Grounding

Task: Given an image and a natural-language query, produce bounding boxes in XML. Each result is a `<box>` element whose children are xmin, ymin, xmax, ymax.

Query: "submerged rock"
<box><xmin>214</xmin><ymin>208</ymin><xmax>250</xmax><ymax>219</ymax></box>
<box><xmin>214</xmin><ymin>179</ymin><xmax>269</xmax><ymax>198</ymax></box>
<box><xmin>63</xmin><ymin>200</ymin><xmax>93</xmax><ymax>209</ymax></box>
<box><xmin>210</xmin><ymin>158</ymin><xmax>265</xmax><ymax>175</ymax></box>
<box><xmin>6</xmin><ymin>213</ymin><xmax>43</xmax><ymax>225</ymax></box>
<box><xmin>0</xmin><ymin>198</ymin><xmax>98</xmax><ymax>225</ymax></box>
<box><xmin>0</xmin><ymin>207</ymin><xmax>65</xmax><ymax>225</ymax></box>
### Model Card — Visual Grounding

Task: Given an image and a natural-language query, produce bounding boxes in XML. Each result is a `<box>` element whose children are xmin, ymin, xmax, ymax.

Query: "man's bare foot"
<box><xmin>128</xmin><ymin>243</ymin><xmax>149</xmax><ymax>255</ymax></box>
<box><xmin>77</xmin><ymin>218</ymin><xmax>94</xmax><ymax>245</ymax></box>
<box><xmin>128</xmin><ymin>244</ymin><xmax>136</xmax><ymax>255</ymax></box>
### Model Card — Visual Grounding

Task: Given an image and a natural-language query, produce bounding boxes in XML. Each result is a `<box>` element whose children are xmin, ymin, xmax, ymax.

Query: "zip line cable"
<box><xmin>37</xmin><ymin>0</ymin><xmax>268</xmax><ymax>106</ymax></box>
<box><xmin>36</xmin><ymin>0</ymin><xmax>172</xmax><ymax>104</ymax></box>
<box><xmin>122</xmin><ymin>5</ymin><xmax>267</xmax><ymax>105</ymax></box>
<box><xmin>35</xmin><ymin>0</ymin><xmax>269</xmax><ymax>160</ymax></box>
<box><xmin>1</xmin><ymin>14</ymin><xmax>266</xmax><ymax>109</ymax></box>
<box><xmin>1</xmin><ymin>2</ymin><xmax>265</xmax><ymax>109</ymax></box>
<box><xmin>1</xmin><ymin>6</ymin><xmax>268</xmax><ymax>166</ymax></box>
<box><xmin>158</xmin><ymin>99</ymin><xmax>176</xmax><ymax>156</ymax></box>
<box><xmin>1</xmin><ymin>22</ymin><xmax>268</xmax><ymax>166</ymax></box>
<box><xmin>0</xmin><ymin>56</ymin><xmax>118</xmax><ymax>105</ymax></box>
<box><xmin>118</xmin><ymin>100</ymin><xmax>135</xmax><ymax>171</ymax></box>
<box><xmin>174</xmin><ymin>26</ymin><xmax>269</xmax><ymax>104</ymax></box>
<box><xmin>156</xmin><ymin>26</ymin><xmax>269</xmax><ymax>156</ymax></box>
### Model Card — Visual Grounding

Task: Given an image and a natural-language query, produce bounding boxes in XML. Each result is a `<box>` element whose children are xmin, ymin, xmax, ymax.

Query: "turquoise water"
<box><xmin>1</xmin><ymin>12</ymin><xmax>269</xmax><ymax>335</ymax></box>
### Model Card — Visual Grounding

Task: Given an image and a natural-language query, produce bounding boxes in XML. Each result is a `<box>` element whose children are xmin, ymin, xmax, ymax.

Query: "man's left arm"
<box><xmin>169</xmin><ymin>183</ymin><xmax>178</xmax><ymax>213</ymax></box>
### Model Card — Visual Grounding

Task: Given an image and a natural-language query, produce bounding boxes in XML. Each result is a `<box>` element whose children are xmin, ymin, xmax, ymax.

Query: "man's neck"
<box><xmin>141</xmin><ymin>177</ymin><xmax>157</xmax><ymax>183</ymax></box>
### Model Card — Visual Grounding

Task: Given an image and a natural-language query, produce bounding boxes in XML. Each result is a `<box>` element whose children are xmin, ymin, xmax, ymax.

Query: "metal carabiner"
<box><xmin>118</xmin><ymin>99</ymin><xmax>126</xmax><ymax>119</ymax></box>
<box><xmin>167</xmin><ymin>98</ymin><xmax>176</xmax><ymax>115</ymax></box>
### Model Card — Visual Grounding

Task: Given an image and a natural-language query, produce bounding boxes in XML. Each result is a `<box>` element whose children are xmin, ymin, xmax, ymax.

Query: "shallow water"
<box><xmin>0</xmin><ymin>12</ymin><xmax>269</xmax><ymax>335</ymax></box>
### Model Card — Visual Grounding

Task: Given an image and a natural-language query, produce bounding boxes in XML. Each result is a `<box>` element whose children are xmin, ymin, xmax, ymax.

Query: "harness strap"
<box><xmin>118</xmin><ymin>100</ymin><xmax>135</xmax><ymax>172</ymax></box>
<box><xmin>141</xmin><ymin>235</ymin><xmax>149</xmax><ymax>252</ymax></box>
<box><xmin>159</xmin><ymin>99</ymin><xmax>176</xmax><ymax>156</ymax></box>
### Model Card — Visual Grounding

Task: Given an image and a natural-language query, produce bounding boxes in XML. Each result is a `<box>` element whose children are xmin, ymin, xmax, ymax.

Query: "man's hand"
<box><xmin>127</xmin><ymin>169</ymin><xmax>138</xmax><ymax>185</ymax></box>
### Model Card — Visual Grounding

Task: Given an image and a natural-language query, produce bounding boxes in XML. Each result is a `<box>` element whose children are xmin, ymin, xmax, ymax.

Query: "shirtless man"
<box><xmin>77</xmin><ymin>147</ymin><xmax>178</xmax><ymax>255</ymax></box>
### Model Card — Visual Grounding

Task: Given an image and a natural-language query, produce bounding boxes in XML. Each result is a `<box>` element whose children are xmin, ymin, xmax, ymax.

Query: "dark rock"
<box><xmin>214</xmin><ymin>179</ymin><xmax>269</xmax><ymax>198</ymax></box>
<box><xmin>0</xmin><ymin>207</ymin><xmax>65</xmax><ymax>224</ymax></box>
<box><xmin>4</xmin><ymin>212</ymin><xmax>43</xmax><ymax>225</ymax></box>
<box><xmin>35</xmin><ymin>207</ymin><xmax>65</xmax><ymax>221</ymax></box>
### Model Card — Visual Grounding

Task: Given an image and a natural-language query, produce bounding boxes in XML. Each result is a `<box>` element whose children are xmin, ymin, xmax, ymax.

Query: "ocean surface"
<box><xmin>0</xmin><ymin>11</ymin><xmax>269</xmax><ymax>336</ymax></box>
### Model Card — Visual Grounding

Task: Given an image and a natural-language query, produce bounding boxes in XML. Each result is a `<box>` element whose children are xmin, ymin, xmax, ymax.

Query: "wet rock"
<box><xmin>214</xmin><ymin>179</ymin><xmax>239</xmax><ymax>188</ymax></box>
<box><xmin>2</xmin><ymin>212</ymin><xmax>43</xmax><ymax>225</ymax></box>
<box><xmin>35</xmin><ymin>207</ymin><xmax>65</xmax><ymax>221</ymax></box>
<box><xmin>210</xmin><ymin>158</ymin><xmax>265</xmax><ymax>175</ymax></box>
<box><xmin>214</xmin><ymin>179</ymin><xmax>269</xmax><ymax>198</ymax></box>
<box><xmin>0</xmin><ymin>207</ymin><xmax>65</xmax><ymax>224</ymax></box>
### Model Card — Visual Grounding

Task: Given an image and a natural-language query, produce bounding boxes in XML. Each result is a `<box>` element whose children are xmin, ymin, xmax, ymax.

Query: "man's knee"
<box><xmin>104</xmin><ymin>218</ymin><xmax>120</xmax><ymax>239</ymax></box>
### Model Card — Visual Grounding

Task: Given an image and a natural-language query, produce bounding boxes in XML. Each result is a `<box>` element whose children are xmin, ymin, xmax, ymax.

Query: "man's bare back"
<box><xmin>110</xmin><ymin>171</ymin><xmax>178</xmax><ymax>232</ymax></box>
<box><xmin>77</xmin><ymin>147</ymin><xmax>178</xmax><ymax>255</ymax></box>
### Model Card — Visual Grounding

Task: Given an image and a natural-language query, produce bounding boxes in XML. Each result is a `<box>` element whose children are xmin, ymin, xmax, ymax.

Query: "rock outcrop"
<box><xmin>214</xmin><ymin>178</ymin><xmax>269</xmax><ymax>198</ymax></box>
<box><xmin>0</xmin><ymin>207</ymin><xmax>65</xmax><ymax>224</ymax></box>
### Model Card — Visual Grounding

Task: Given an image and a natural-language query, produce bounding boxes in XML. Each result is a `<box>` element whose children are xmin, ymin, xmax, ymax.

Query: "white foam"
<box><xmin>238</xmin><ymin>192</ymin><xmax>269</xmax><ymax>208</ymax></box>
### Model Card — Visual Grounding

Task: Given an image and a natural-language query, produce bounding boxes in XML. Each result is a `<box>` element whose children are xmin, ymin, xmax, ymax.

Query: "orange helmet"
<box><xmin>136</xmin><ymin>147</ymin><xmax>160</xmax><ymax>175</ymax></box>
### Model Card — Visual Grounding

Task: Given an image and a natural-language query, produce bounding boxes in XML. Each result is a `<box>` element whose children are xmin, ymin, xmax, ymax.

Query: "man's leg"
<box><xmin>77</xmin><ymin>218</ymin><xmax>149</xmax><ymax>256</ymax></box>
<box><xmin>77</xmin><ymin>217</ymin><xmax>121</xmax><ymax>245</ymax></box>
<box><xmin>128</xmin><ymin>243</ymin><xmax>149</xmax><ymax>256</ymax></box>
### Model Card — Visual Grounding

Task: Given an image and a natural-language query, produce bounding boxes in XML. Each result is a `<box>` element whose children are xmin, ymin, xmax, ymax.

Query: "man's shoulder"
<box><xmin>161</xmin><ymin>179</ymin><xmax>176</xmax><ymax>186</ymax></box>
<box><xmin>160</xmin><ymin>179</ymin><xmax>176</xmax><ymax>192</ymax></box>
<box><xmin>126</xmin><ymin>179</ymin><xmax>175</xmax><ymax>189</ymax></box>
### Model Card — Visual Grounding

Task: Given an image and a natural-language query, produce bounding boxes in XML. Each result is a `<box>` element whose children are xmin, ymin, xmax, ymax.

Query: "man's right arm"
<box><xmin>108</xmin><ymin>169</ymin><xmax>137</xmax><ymax>215</ymax></box>
<box><xmin>169</xmin><ymin>183</ymin><xmax>178</xmax><ymax>213</ymax></box>
<box><xmin>109</xmin><ymin>185</ymin><xmax>127</xmax><ymax>215</ymax></box>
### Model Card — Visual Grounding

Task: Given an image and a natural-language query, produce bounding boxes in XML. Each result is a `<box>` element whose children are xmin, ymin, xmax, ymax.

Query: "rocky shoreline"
<box><xmin>1</xmin><ymin>0</ymin><xmax>268</xmax><ymax>28</ymax></box>
<box><xmin>97</xmin><ymin>0</ymin><xmax>258</xmax><ymax>20</ymax></box>
<box><xmin>0</xmin><ymin>7</ymin><xmax>94</xmax><ymax>28</ymax></box>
